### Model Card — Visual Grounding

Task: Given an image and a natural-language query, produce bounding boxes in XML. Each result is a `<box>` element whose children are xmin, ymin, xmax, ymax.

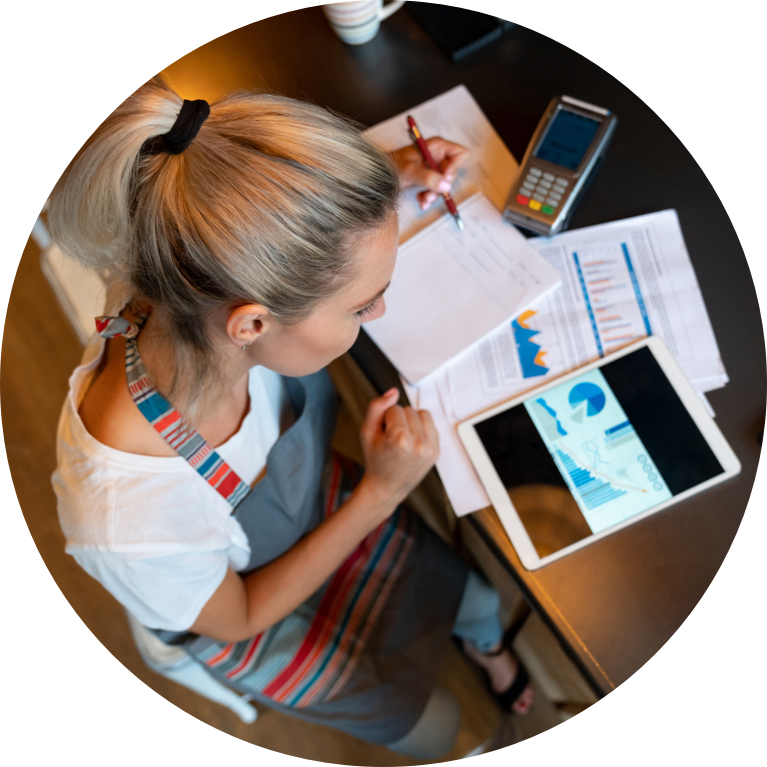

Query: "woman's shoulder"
<box><xmin>54</xmin><ymin>426</ymin><xmax>234</xmax><ymax>554</ymax></box>
<box><xmin>78</xmin><ymin>335</ymin><xmax>179</xmax><ymax>458</ymax></box>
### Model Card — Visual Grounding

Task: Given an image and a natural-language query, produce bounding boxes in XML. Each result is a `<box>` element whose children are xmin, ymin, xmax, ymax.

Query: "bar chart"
<box><xmin>572</xmin><ymin>242</ymin><xmax>652</xmax><ymax>355</ymax></box>
<box><xmin>555</xmin><ymin>448</ymin><xmax>627</xmax><ymax>510</ymax></box>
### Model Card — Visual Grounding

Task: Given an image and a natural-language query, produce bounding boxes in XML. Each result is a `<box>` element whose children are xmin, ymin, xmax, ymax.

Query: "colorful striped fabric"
<box><xmin>95</xmin><ymin>315</ymin><xmax>140</xmax><ymax>339</ymax></box>
<box><xmin>196</xmin><ymin>454</ymin><xmax>414</xmax><ymax>707</ymax></box>
<box><xmin>96</xmin><ymin>314</ymin><xmax>251</xmax><ymax>509</ymax></box>
<box><xmin>98</xmin><ymin>313</ymin><xmax>411</xmax><ymax>708</ymax></box>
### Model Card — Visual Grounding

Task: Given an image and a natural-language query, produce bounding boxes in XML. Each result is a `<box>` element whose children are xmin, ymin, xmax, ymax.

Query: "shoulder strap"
<box><xmin>124</xmin><ymin>338</ymin><xmax>251</xmax><ymax>508</ymax></box>
<box><xmin>96</xmin><ymin>312</ymin><xmax>251</xmax><ymax>510</ymax></box>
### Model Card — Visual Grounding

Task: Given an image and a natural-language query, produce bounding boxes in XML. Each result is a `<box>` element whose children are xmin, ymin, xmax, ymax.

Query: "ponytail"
<box><xmin>48</xmin><ymin>77</ymin><xmax>400</xmax><ymax>411</ymax></box>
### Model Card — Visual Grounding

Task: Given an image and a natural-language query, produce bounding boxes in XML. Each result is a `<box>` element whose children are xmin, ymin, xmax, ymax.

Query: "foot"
<box><xmin>462</xmin><ymin>639</ymin><xmax>534</xmax><ymax>715</ymax></box>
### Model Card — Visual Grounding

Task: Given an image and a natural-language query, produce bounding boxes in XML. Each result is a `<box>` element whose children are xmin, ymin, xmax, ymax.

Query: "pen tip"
<box><xmin>455</xmin><ymin>215</ymin><xmax>465</xmax><ymax>231</ymax></box>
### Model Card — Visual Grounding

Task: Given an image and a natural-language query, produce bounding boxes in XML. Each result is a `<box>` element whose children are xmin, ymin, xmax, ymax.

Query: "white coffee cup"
<box><xmin>322</xmin><ymin>1</ymin><xmax>406</xmax><ymax>45</ymax></box>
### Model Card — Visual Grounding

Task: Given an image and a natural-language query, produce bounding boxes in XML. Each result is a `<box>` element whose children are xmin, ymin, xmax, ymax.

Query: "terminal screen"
<box><xmin>534</xmin><ymin>108</ymin><xmax>601</xmax><ymax>170</ymax></box>
<box><xmin>473</xmin><ymin>347</ymin><xmax>723</xmax><ymax>558</ymax></box>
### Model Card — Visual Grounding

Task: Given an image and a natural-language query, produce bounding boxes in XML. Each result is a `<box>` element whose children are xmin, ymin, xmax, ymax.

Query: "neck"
<box><xmin>136</xmin><ymin>309</ymin><xmax>251</xmax><ymax>421</ymax></box>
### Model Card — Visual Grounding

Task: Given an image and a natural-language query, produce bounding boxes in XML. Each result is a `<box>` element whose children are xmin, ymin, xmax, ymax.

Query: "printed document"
<box><xmin>409</xmin><ymin>209</ymin><xmax>729</xmax><ymax>516</ymax></box>
<box><xmin>364</xmin><ymin>193</ymin><xmax>561</xmax><ymax>384</ymax></box>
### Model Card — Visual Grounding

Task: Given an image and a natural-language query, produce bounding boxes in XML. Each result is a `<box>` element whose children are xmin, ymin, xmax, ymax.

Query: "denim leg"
<box><xmin>452</xmin><ymin>570</ymin><xmax>504</xmax><ymax>653</ymax></box>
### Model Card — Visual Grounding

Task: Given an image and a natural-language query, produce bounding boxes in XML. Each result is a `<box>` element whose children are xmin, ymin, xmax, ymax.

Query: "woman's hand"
<box><xmin>191</xmin><ymin>388</ymin><xmax>439</xmax><ymax>643</ymax></box>
<box><xmin>390</xmin><ymin>137</ymin><xmax>470</xmax><ymax>210</ymax></box>
<box><xmin>358</xmin><ymin>387</ymin><xmax>440</xmax><ymax>510</ymax></box>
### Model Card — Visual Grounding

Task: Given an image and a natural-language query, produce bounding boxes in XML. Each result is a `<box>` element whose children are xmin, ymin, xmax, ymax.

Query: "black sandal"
<box><xmin>491</xmin><ymin>651</ymin><xmax>530</xmax><ymax>714</ymax></box>
<box><xmin>460</xmin><ymin>639</ymin><xmax>533</xmax><ymax>715</ymax></box>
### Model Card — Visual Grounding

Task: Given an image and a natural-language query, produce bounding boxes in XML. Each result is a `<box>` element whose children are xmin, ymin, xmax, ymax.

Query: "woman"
<box><xmin>50</xmin><ymin>77</ymin><xmax>532</xmax><ymax>758</ymax></box>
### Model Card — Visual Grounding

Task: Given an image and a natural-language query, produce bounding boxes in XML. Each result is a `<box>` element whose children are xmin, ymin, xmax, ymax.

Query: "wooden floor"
<box><xmin>1</xmin><ymin>236</ymin><xmax>562</xmax><ymax>764</ymax></box>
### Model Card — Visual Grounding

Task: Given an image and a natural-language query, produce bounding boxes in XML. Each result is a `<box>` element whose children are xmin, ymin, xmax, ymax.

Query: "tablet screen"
<box><xmin>473</xmin><ymin>346</ymin><xmax>724</xmax><ymax>558</ymax></box>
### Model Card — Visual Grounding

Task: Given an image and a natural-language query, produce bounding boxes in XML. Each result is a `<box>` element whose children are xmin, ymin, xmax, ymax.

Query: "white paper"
<box><xmin>363</xmin><ymin>85</ymin><xmax>518</xmax><ymax>243</ymax></box>
<box><xmin>364</xmin><ymin>193</ymin><xmax>561</xmax><ymax>384</ymax></box>
<box><xmin>691</xmin><ymin>374</ymin><xmax>729</xmax><ymax>393</ymax></box>
<box><xmin>403</xmin><ymin>373</ymin><xmax>492</xmax><ymax>514</ymax></box>
<box><xmin>415</xmin><ymin>210</ymin><xmax>729</xmax><ymax>517</ymax></box>
<box><xmin>447</xmin><ymin>209</ymin><xmax>727</xmax><ymax>421</ymax></box>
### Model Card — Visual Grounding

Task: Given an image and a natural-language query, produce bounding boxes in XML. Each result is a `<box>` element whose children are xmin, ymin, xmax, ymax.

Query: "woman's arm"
<box><xmin>190</xmin><ymin>388</ymin><xmax>439</xmax><ymax>643</ymax></box>
<box><xmin>190</xmin><ymin>476</ymin><xmax>398</xmax><ymax>642</ymax></box>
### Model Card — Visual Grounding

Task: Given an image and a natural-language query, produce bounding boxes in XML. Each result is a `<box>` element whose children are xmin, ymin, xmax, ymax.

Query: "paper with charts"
<box><xmin>363</xmin><ymin>193</ymin><xmax>561</xmax><ymax>384</ymax></box>
<box><xmin>403</xmin><ymin>209</ymin><xmax>728</xmax><ymax>516</ymax></box>
<box><xmin>363</xmin><ymin>85</ymin><xmax>518</xmax><ymax>242</ymax></box>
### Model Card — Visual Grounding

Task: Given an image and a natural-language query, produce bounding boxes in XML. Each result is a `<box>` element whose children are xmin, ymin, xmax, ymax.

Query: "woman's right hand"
<box><xmin>358</xmin><ymin>387</ymin><xmax>440</xmax><ymax>510</ymax></box>
<box><xmin>192</xmin><ymin>388</ymin><xmax>438</xmax><ymax>642</ymax></box>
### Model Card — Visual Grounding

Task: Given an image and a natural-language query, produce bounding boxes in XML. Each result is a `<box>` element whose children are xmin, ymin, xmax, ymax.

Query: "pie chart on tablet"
<box><xmin>568</xmin><ymin>382</ymin><xmax>606</xmax><ymax>417</ymax></box>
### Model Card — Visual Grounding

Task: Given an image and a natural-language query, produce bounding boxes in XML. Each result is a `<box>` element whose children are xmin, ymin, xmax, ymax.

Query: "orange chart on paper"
<box><xmin>512</xmin><ymin>309</ymin><xmax>549</xmax><ymax>378</ymax></box>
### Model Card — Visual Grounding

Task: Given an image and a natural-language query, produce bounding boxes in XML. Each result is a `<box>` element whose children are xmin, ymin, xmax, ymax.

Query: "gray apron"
<box><xmin>152</xmin><ymin>370</ymin><xmax>468</xmax><ymax>744</ymax></box>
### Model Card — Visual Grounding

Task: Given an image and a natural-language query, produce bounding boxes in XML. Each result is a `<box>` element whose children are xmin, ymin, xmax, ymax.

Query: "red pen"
<box><xmin>407</xmin><ymin>115</ymin><xmax>464</xmax><ymax>231</ymax></box>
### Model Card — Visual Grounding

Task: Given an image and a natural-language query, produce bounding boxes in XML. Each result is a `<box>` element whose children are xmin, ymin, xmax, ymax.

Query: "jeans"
<box><xmin>452</xmin><ymin>569</ymin><xmax>504</xmax><ymax>653</ymax></box>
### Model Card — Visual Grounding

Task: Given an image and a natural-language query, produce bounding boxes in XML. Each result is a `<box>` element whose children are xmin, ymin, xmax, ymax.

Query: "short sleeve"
<box><xmin>71</xmin><ymin>548</ymin><xmax>229</xmax><ymax>631</ymax></box>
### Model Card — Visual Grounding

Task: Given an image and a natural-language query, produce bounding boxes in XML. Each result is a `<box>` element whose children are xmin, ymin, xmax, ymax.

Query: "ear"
<box><xmin>225</xmin><ymin>303</ymin><xmax>272</xmax><ymax>349</ymax></box>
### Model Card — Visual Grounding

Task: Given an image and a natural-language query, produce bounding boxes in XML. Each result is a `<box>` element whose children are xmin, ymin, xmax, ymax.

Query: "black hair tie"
<box><xmin>158</xmin><ymin>99</ymin><xmax>210</xmax><ymax>155</ymax></box>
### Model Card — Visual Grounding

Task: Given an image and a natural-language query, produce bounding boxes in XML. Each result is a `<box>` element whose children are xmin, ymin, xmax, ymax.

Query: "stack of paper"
<box><xmin>363</xmin><ymin>87</ymin><xmax>729</xmax><ymax>520</ymax></box>
<box><xmin>363</xmin><ymin>85</ymin><xmax>561</xmax><ymax>383</ymax></box>
<box><xmin>405</xmin><ymin>209</ymin><xmax>729</xmax><ymax>516</ymax></box>
<box><xmin>363</xmin><ymin>193</ymin><xmax>561</xmax><ymax>383</ymax></box>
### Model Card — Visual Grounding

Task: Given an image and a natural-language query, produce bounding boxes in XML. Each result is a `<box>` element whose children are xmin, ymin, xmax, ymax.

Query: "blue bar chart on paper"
<box><xmin>572</xmin><ymin>242</ymin><xmax>652</xmax><ymax>356</ymax></box>
<box><xmin>524</xmin><ymin>369</ymin><xmax>673</xmax><ymax>533</ymax></box>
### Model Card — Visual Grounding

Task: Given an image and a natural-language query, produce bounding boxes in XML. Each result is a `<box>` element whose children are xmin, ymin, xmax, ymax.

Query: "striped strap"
<box><xmin>95</xmin><ymin>315</ymin><xmax>140</xmax><ymax>339</ymax></box>
<box><xmin>95</xmin><ymin>313</ymin><xmax>251</xmax><ymax>509</ymax></box>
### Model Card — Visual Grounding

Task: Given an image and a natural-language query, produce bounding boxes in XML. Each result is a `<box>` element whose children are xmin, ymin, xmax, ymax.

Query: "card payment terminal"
<box><xmin>503</xmin><ymin>96</ymin><xmax>617</xmax><ymax>236</ymax></box>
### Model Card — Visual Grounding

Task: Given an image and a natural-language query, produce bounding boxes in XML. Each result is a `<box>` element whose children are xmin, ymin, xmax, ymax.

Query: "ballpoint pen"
<box><xmin>406</xmin><ymin>115</ymin><xmax>464</xmax><ymax>231</ymax></box>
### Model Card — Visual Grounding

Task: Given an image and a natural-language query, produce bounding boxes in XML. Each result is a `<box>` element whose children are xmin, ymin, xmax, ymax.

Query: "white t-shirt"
<box><xmin>53</xmin><ymin>329</ymin><xmax>288</xmax><ymax>631</ymax></box>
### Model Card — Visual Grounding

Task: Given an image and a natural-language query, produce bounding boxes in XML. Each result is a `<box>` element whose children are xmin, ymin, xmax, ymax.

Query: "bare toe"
<box><xmin>512</xmin><ymin>686</ymin><xmax>534</xmax><ymax>715</ymax></box>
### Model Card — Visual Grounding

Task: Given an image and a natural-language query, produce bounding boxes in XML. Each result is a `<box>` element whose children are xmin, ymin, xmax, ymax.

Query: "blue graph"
<box><xmin>582</xmin><ymin>438</ymin><xmax>609</xmax><ymax>468</ymax></box>
<box><xmin>568</xmin><ymin>382</ymin><xmax>606</xmax><ymax>416</ymax></box>
<box><xmin>555</xmin><ymin>449</ymin><xmax>626</xmax><ymax>510</ymax></box>
<box><xmin>512</xmin><ymin>314</ymin><xmax>549</xmax><ymax>378</ymax></box>
<box><xmin>536</xmin><ymin>398</ymin><xmax>567</xmax><ymax>436</ymax></box>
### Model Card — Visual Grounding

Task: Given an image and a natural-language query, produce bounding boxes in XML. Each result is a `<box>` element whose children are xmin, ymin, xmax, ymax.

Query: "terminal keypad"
<box><xmin>516</xmin><ymin>166</ymin><xmax>570</xmax><ymax>216</ymax></box>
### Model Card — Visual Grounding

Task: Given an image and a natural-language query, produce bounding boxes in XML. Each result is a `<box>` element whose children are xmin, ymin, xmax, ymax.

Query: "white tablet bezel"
<box><xmin>457</xmin><ymin>336</ymin><xmax>742</xmax><ymax>571</ymax></box>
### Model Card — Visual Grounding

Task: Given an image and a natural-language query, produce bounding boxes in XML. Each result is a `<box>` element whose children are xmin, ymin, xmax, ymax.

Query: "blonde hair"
<box><xmin>48</xmin><ymin>77</ymin><xmax>400</xmax><ymax>410</ymax></box>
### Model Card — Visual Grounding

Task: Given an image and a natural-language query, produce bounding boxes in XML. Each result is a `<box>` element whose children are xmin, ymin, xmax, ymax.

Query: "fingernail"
<box><xmin>438</xmin><ymin>179</ymin><xmax>452</xmax><ymax>193</ymax></box>
<box><xmin>446</xmin><ymin>172</ymin><xmax>455</xmax><ymax>182</ymax></box>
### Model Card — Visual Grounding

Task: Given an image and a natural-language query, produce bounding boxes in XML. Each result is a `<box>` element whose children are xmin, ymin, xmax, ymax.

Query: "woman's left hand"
<box><xmin>390</xmin><ymin>137</ymin><xmax>470</xmax><ymax>210</ymax></box>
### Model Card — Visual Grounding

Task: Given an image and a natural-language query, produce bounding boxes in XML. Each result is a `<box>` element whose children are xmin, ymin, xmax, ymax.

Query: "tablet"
<box><xmin>457</xmin><ymin>336</ymin><xmax>741</xmax><ymax>570</ymax></box>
